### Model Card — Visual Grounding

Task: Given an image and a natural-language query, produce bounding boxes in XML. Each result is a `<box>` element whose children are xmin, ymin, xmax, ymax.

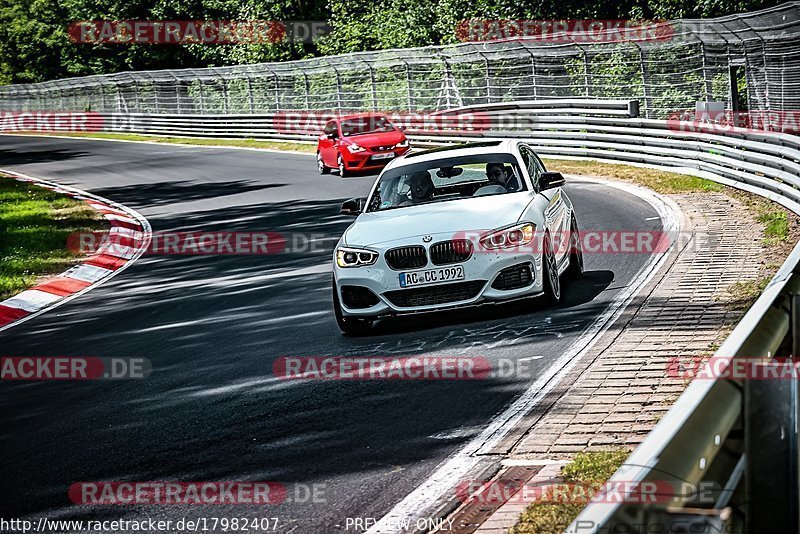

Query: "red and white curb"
<box><xmin>0</xmin><ymin>170</ymin><xmax>152</xmax><ymax>333</ymax></box>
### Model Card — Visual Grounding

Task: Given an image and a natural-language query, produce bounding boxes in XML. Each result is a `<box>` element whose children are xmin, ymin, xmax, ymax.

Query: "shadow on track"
<box><xmin>0</xmin><ymin>147</ymin><xmax>90</xmax><ymax>165</ymax></box>
<box><xmin>90</xmin><ymin>180</ymin><xmax>289</xmax><ymax>207</ymax></box>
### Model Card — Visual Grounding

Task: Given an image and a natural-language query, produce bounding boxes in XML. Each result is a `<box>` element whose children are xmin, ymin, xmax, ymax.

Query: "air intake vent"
<box><xmin>492</xmin><ymin>263</ymin><xmax>534</xmax><ymax>290</ymax></box>
<box><xmin>341</xmin><ymin>286</ymin><xmax>380</xmax><ymax>309</ymax></box>
<box><xmin>430</xmin><ymin>240</ymin><xmax>474</xmax><ymax>265</ymax></box>
<box><xmin>384</xmin><ymin>280</ymin><xmax>486</xmax><ymax>308</ymax></box>
<box><xmin>385</xmin><ymin>246</ymin><xmax>427</xmax><ymax>270</ymax></box>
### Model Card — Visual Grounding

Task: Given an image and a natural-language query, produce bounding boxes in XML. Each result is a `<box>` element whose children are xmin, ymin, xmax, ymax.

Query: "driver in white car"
<box><xmin>400</xmin><ymin>171</ymin><xmax>435</xmax><ymax>205</ymax></box>
<box><xmin>485</xmin><ymin>162</ymin><xmax>519</xmax><ymax>192</ymax></box>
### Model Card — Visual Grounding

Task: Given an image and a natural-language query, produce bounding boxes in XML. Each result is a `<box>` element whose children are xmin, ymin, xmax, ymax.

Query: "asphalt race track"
<box><xmin>0</xmin><ymin>135</ymin><xmax>663</xmax><ymax>533</ymax></box>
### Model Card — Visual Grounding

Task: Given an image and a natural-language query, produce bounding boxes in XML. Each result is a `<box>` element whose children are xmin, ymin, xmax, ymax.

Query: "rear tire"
<box><xmin>542</xmin><ymin>233</ymin><xmax>562</xmax><ymax>306</ymax></box>
<box><xmin>565</xmin><ymin>213</ymin><xmax>584</xmax><ymax>280</ymax></box>
<box><xmin>317</xmin><ymin>152</ymin><xmax>331</xmax><ymax>175</ymax></box>
<box><xmin>332</xmin><ymin>281</ymin><xmax>373</xmax><ymax>335</ymax></box>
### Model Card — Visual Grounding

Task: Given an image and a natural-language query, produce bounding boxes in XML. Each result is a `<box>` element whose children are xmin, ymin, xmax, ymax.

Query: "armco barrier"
<box><xmin>10</xmin><ymin>99</ymin><xmax>800</xmax><ymax>530</ymax></box>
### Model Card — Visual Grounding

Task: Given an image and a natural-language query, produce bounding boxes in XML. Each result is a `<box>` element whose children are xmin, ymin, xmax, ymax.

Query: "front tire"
<box><xmin>565</xmin><ymin>213</ymin><xmax>584</xmax><ymax>280</ymax></box>
<box><xmin>542</xmin><ymin>233</ymin><xmax>561</xmax><ymax>306</ymax></box>
<box><xmin>332</xmin><ymin>281</ymin><xmax>373</xmax><ymax>335</ymax></box>
<box><xmin>337</xmin><ymin>154</ymin><xmax>349</xmax><ymax>177</ymax></box>
<box><xmin>317</xmin><ymin>152</ymin><xmax>331</xmax><ymax>175</ymax></box>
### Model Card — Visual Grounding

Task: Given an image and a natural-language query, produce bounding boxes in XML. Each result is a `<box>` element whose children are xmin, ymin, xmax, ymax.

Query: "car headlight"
<box><xmin>480</xmin><ymin>223</ymin><xmax>536</xmax><ymax>250</ymax></box>
<box><xmin>336</xmin><ymin>247</ymin><xmax>379</xmax><ymax>268</ymax></box>
<box><xmin>346</xmin><ymin>143</ymin><xmax>367</xmax><ymax>153</ymax></box>
<box><xmin>395</xmin><ymin>139</ymin><xmax>409</xmax><ymax>148</ymax></box>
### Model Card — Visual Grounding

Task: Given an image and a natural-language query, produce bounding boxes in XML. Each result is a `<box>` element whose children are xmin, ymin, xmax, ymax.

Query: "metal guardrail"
<box><xmin>29</xmin><ymin>98</ymin><xmax>800</xmax><ymax>530</ymax></box>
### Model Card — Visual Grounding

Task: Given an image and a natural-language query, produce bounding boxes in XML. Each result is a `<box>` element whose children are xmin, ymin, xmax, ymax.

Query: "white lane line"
<box><xmin>366</xmin><ymin>177</ymin><xmax>683</xmax><ymax>533</ymax></box>
<box><xmin>517</xmin><ymin>355</ymin><xmax>545</xmax><ymax>362</ymax></box>
<box><xmin>0</xmin><ymin>133</ymin><xmax>317</xmax><ymax>157</ymax></box>
<box><xmin>645</xmin><ymin>216</ymin><xmax>660</xmax><ymax>221</ymax></box>
<box><xmin>104</xmin><ymin>213</ymin><xmax>140</xmax><ymax>226</ymax></box>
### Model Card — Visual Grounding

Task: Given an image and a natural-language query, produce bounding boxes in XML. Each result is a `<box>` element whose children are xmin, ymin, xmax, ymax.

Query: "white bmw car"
<box><xmin>332</xmin><ymin>140</ymin><xmax>583</xmax><ymax>335</ymax></box>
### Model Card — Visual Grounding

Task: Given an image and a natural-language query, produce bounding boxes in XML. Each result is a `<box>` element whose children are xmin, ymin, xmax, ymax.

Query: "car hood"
<box><xmin>343</xmin><ymin>193</ymin><xmax>534</xmax><ymax>247</ymax></box>
<box><xmin>342</xmin><ymin>130</ymin><xmax>405</xmax><ymax>147</ymax></box>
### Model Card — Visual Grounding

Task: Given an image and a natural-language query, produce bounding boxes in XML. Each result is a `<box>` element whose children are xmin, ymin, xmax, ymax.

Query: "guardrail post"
<box><xmin>745</xmin><ymin>361</ymin><xmax>800</xmax><ymax>533</ymax></box>
<box><xmin>628</xmin><ymin>100</ymin><xmax>640</xmax><ymax>118</ymax></box>
<box><xmin>792</xmin><ymin>293</ymin><xmax>800</xmax><ymax>359</ymax></box>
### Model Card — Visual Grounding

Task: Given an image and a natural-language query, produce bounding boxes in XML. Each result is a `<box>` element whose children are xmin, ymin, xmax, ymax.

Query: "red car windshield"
<box><xmin>340</xmin><ymin>116</ymin><xmax>395</xmax><ymax>137</ymax></box>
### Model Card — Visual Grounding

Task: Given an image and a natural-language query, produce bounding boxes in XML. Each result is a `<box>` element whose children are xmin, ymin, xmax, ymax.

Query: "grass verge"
<box><xmin>11</xmin><ymin>131</ymin><xmax>316</xmax><ymax>154</ymax></box>
<box><xmin>510</xmin><ymin>450</ymin><xmax>630</xmax><ymax>534</ymax></box>
<box><xmin>0</xmin><ymin>175</ymin><xmax>107</xmax><ymax>300</ymax></box>
<box><xmin>541</xmin><ymin>158</ymin><xmax>723</xmax><ymax>194</ymax></box>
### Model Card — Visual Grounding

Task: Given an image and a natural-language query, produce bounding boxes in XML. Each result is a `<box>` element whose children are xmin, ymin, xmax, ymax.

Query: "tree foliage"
<box><xmin>0</xmin><ymin>0</ymin><xmax>784</xmax><ymax>84</ymax></box>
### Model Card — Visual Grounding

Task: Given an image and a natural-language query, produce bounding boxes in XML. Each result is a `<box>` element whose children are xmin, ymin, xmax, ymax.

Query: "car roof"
<box><xmin>385</xmin><ymin>140</ymin><xmax>519</xmax><ymax>170</ymax></box>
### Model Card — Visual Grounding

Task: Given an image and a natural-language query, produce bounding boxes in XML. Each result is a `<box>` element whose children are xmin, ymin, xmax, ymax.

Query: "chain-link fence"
<box><xmin>0</xmin><ymin>2</ymin><xmax>798</xmax><ymax>119</ymax></box>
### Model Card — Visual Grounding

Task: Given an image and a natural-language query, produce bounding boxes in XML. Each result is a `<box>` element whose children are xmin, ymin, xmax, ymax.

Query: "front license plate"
<box><xmin>399</xmin><ymin>266</ymin><xmax>465</xmax><ymax>288</ymax></box>
<box><xmin>371</xmin><ymin>152</ymin><xmax>395</xmax><ymax>160</ymax></box>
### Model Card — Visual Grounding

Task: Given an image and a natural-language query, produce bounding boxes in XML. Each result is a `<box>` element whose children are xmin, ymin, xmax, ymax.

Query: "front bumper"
<box><xmin>333</xmin><ymin>245</ymin><xmax>545</xmax><ymax>317</ymax></box>
<box><xmin>341</xmin><ymin>147</ymin><xmax>410</xmax><ymax>171</ymax></box>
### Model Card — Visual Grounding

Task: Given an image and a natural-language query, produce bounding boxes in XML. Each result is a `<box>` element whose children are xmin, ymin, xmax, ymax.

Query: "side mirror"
<box><xmin>341</xmin><ymin>198</ymin><xmax>365</xmax><ymax>216</ymax></box>
<box><xmin>540</xmin><ymin>171</ymin><xmax>566</xmax><ymax>191</ymax></box>
<box><xmin>326</xmin><ymin>132</ymin><xmax>338</xmax><ymax>140</ymax></box>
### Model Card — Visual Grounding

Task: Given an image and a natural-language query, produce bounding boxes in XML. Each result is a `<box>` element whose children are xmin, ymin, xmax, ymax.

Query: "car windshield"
<box><xmin>341</xmin><ymin>116</ymin><xmax>395</xmax><ymax>137</ymax></box>
<box><xmin>366</xmin><ymin>153</ymin><xmax>526</xmax><ymax>212</ymax></box>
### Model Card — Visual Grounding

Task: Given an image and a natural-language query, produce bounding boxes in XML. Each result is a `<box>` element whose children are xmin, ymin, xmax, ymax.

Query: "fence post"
<box><xmin>246</xmin><ymin>74</ymin><xmax>255</xmax><ymax>114</ymax></box>
<box><xmin>303</xmin><ymin>72</ymin><xmax>310</xmax><ymax>110</ymax></box>
<box><xmin>635</xmin><ymin>43</ymin><xmax>652</xmax><ymax>119</ymax></box>
<box><xmin>579</xmin><ymin>45</ymin><xmax>591</xmax><ymax>97</ymax></box>
<box><xmin>479</xmin><ymin>51</ymin><xmax>491</xmax><ymax>104</ymax></box>
<box><xmin>700</xmin><ymin>42</ymin><xmax>713</xmax><ymax>102</ymax></box>
<box><xmin>400</xmin><ymin>58</ymin><xmax>414</xmax><ymax>111</ymax></box>
<box><xmin>524</xmin><ymin>45</ymin><xmax>539</xmax><ymax>99</ymax></box>
<box><xmin>367</xmin><ymin>60</ymin><xmax>378</xmax><ymax>111</ymax></box>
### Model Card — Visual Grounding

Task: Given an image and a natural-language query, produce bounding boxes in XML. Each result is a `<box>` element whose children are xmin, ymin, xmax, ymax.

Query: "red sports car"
<box><xmin>317</xmin><ymin>113</ymin><xmax>410</xmax><ymax>176</ymax></box>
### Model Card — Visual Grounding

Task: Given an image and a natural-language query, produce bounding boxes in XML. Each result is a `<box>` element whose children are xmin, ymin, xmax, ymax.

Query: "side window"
<box><xmin>323</xmin><ymin>121</ymin><xmax>338</xmax><ymax>137</ymax></box>
<box><xmin>520</xmin><ymin>145</ymin><xmax>543</xmax><ymax>187</ymax></box>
